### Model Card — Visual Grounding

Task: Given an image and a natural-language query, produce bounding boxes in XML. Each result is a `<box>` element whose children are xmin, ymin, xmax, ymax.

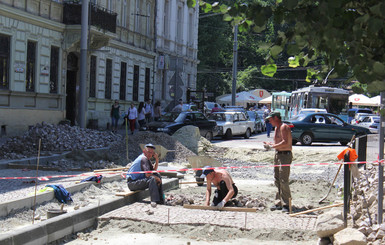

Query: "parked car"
<box><xmin>347</xmin><ymin>108</ymin><xmax>373</xmax><ymax>124</ymax></box>
<box><xmin>208</xmin><ymin>111</ymin><xmax>254</xmax><ymax>139</ymax></box>
<box><xmin>356</xmin><ymin>115</ymin><xmax>380</xmax><ymax>134</ymax></box>
<box><xmin>246</xmin><ymin>111</ymin><xmax>264</xmax><ymax>133</ymax></box>
<box><xmin>147</xmin><ymin>111</ymin><xmax>217</xmax><ymax>140</ymax></box>
<box><xmin>287</xmin><ymin>113</ymin><xmax>371</xmax><ymax>146</ymax></box>
<box><xmin>351</xmin><ymin>113</ymin><xmax>375</xmax><ymax>125</ymax></box>
<box><xmin>182</xmin><ymin>104</ymin><xmax>198</xmax><ymax>111</ymax></box>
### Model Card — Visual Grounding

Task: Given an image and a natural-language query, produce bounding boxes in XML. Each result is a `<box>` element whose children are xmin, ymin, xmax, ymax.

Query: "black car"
<box><xmin>147</xmin><ymin>111</ymin><xmax>218</xmax><ymax>141</ymax></box>
<box><xmin>287</xmin><ymin>113</ymin><xmax>371</xmax><ymax>146</ymax></box>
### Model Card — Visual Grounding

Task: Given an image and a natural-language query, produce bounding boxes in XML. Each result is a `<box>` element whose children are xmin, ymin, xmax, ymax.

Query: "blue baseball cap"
<box><xmin>200</xmin><ymin>166</ymin><xmax>214</xmax><ymax>178</ymax></box>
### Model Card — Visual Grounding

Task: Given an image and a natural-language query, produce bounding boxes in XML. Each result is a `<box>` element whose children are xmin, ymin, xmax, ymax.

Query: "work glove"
<box><xmin>217</xmin><ymin>200</ymin><xmax>226</xmax><ymax>208</ymax></box>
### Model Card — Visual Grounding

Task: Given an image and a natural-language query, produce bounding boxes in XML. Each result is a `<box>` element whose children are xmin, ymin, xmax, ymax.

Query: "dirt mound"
<box><xmin>0</xmin><ymin>122</ymin><xmax>121</xmax><ymax>160</ymax></box>
<box><xmin>109</xmin><ymin>131</ymin><xmax>196</xmax><ymax>164</ymax></box>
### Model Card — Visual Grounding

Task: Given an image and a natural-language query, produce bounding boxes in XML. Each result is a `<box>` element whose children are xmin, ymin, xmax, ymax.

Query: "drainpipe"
<box><xmin>78</xmin><ymin>0</ymin><xmax>89</xmax><ymax>128</ymax></box>
<box><xmin>152</xmin><ymin>0</ymin><xmax>157</xmax><ymax>103</ymax></box>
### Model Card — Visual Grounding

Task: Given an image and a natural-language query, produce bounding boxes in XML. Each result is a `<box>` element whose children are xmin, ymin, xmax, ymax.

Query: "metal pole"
<box><xmin>79</xmin><ymin>0</ymin><xmax>89</xmax><ymax>128</ymax></box>
<box><xmin>378</xmin><ymin>91</ymin><xmax>385</xmax><ymax>224</ymax></box>
<box><xmin>231</xmin><ymin>25</ymin><xmax>238</xmax><ymax>106</ymax></box>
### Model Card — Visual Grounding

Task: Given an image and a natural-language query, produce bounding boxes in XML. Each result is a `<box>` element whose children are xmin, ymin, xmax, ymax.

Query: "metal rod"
<box><xmin>378</xmin><ymin>91</ymin><xmax>385</xmax><ymax>224</ymax></box>
<box><xmin>231</xmin><ymin>25</ymin><xmax>238</xmax><ymax>106</ymax></box>
<box><xmin>78</xmin><ymin>0</ymin><xmax>89</xmax><ymax>128</ymax></box>
<box><xmin>32</xmin><ymin>138</ymin><xmax>42</xmax><ymax>224</ymax></box>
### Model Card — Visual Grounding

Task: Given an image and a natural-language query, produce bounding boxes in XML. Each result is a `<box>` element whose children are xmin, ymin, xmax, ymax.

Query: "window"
<box><xmin>177</xmin><ymin>6</ymin><xmax>183</xmax><ymax>41</ymax></box>
<box><xmin>120</xmin><ymin>62</ymin><xmax>127</xmax><ymax>100</ymax></box>
<box><xmin>133</xmin><ymin>65</ymin><xmax>139</xmax><ymax>101</ymax></box>
<box><xmin>144</xmin><ymin>67</ymin><xmax>150</xmax><ymax>101</ymax></box>
<box><xmin>164</xmin><ymin>0</ymin><xmax>169</xmax><ymax>37</ymax></box>
<box><xmin>89</xmin><ymin>55</ymin><xmax>97</xmax><ymax>98</ymax></box>
<box><xmin>0</xmin><ymin>34</ymin><xmax>10</xmax><ymax>90</ymax></box>
<box><xmin>122</xmin><ymin>0</ymin><xmax>127</xmax><ymax>28</ymax></box>
<box><xmin>50</xmin><ymin>46</ymin><xmax>59</xmax><ymax>93</ymax></box>
<box><xmin>146</xmin><ymin>3</ymin><xmax>151</xmax><ymax>36</ymax></box>
<box><xmin>188</xmin><ymin>13</ymin><xmax>194</xmax><ymax>45</ymax></box>
<box><xmin>105</xmin><ymin>59</ymin><xmax>112</xmax><ymax>99</ymax></box>
<box><xmin>194</xmin><ymin>113</ymin><xmax>206</xmax><ymax>121</ymax></box>
<box><xmin>135</xmin><ymin>0</ymin><xmax>140</xmax><ymax>32</ymax></box>
<box><xmin>26</xmin><ymin>41</ymin><xmax>36</xmax><ymax>92</ymax></box>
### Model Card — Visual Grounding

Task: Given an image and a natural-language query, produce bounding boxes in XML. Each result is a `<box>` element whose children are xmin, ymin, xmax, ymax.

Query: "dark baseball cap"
<box><xmin>200</xmin><ymin>166</ymin><xmax>214</xmax><ymax>178</ymax></box>
<box><xmin>266</xmin><ymin>111</ymin><xmax>281</xmax><ymax>119</ymax></box>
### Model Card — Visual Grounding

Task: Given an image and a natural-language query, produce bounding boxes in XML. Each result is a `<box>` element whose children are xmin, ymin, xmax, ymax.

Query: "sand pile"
<box><xmin>0</xmin><ymin>122</ymin><xmax>121</xmax><ymax>159</ymax></box>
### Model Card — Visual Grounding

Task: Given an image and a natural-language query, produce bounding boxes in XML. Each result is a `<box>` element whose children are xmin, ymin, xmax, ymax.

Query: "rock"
<box><xmin>172</xmin><ymin>126</ymin><xmax>201</xmax><ymax>154</ymax></box>
<box><xmin>316</xmin><ymin>210</ymin><xmax>344</xmax><ymax>238</ymax></box>
<box><xmin>375</xmin><ymin>229</ymin><xmax>385</xmax><ymax>240</ymax></box>
<box><xmin>357</xmin><ymin>227</ymin><xmax>367</xmax><ymax>236</ymax></box>
<box><xmin>74</xmin><ymin>205</ymin><xmax>80</xmax><ymax>210</ymax></box>
<box><xmin>367</xmin><ymin>194</ymin><xmax>376</xmax><ymax>206</ymax></box>
<box><xmin>333</xmin><ymin>228</ymin><xmax>366</xmax><ymax>245</ymax></box>
<box><xmin>367</xmin><ymin>232</ymin><xmax>376</xmax><ymax>242</ymax></box>
<box><xmin>245</xmin><ymin>201</ymin><xmax>253</xmax><ymax>208</ymax></box>
<box><xmin>34</xmin><ymin>214</ymin><xmax>41</xmax><ymax>220</ymax></box>
<box><xmin>317</xmin><ymin>237</ymin><xmax>331</xmax><ymax>245</ymax></box>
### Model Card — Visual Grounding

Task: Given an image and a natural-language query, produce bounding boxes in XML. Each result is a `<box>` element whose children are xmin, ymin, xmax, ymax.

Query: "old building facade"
<box><xmin>0</xmin><ymin>0</ymin><xmax>198</xmax><ymax>136</ymax></box>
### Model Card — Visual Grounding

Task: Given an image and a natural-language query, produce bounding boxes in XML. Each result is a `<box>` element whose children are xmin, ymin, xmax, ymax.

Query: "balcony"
<box><xmin>63</xmin><ymin>2</ymin><xmax>117</xmax><ymax>33</ymax></box>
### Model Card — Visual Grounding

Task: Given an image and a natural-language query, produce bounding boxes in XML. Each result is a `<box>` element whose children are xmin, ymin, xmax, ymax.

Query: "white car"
<box><xmin>357</xmin><ymin>115</ymin><xmax>380</xmax><ymax>133</ymax></box>
<box><xmin>297</xmin><ymin>108</ymin><xmax>327</xmax><ymax>115</ymax></box>
<box><xmin>208</xmin><ymin>111</ymin><xmax>255</xmax><ymax>139</ymax></box>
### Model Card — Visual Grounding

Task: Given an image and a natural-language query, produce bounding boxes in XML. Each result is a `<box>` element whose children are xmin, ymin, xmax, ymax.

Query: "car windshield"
<box><xmin>291</xmin><ymin>114</ymin><xmax>307</xmax><ymax>121</ymax></box>
<box><xmin>205</xmin><ymin>102</ymin><xmax>216</xmax><ymax>109</ymax></box>
<box><xmin>373</xmin><ymin>117</ymin><xmax>380</xmax><ymax>123</ymax></box>
<box><xmin>158</xmin><ymin>112</ymin><xmax>180</xmax><ymax>122</ymax></box>
<box><xmin>208</xmin><ymin>113</ymin><xmax>232</xmax><ymax>122</ymax></box>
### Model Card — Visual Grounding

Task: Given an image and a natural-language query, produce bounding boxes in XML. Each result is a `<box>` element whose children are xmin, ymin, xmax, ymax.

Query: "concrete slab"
<box><xmin>0</xmin><ymin>178</ymin><xmax>179</xmax><ymax>245</ymax></box>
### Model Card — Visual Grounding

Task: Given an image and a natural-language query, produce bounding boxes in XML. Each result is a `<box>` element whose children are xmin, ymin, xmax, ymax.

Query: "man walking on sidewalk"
<box><xmin>263</xmin><ymin>111</ymin><xmax>293</xmax><ymax>213</ymax></box>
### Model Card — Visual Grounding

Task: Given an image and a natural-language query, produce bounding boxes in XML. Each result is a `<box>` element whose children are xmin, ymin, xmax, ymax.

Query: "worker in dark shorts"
<box><xmin>126</xmin><ymin>143</ymin><xmax>164</xmax><ymax>207</ymax></box>
<box><xmin>264</xmin><ymin>111</ymin><xmax>293</xmax><ymax>213</ymax></box>
<box><xmin>201</xmin><ymin>166</ymin><xmax>238</xmax><ymax>208</ymax></box>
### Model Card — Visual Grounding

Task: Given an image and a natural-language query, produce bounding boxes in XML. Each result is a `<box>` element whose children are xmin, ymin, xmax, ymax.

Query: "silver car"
<box><xmin>208</xmin><ymin>111</ymin><xmax>255</xmax><ymax>139</ymax></box>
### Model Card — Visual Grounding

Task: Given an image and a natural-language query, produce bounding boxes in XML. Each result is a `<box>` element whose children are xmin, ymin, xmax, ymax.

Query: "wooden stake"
<box><xmin>289</xmin><ymin>203</ymin><xmax>343</xmax><ymax>217</ymax></box>
<box><xmin>289</xmin><ymin>198</ymin><xmax>292</xmax><ymax>214</ymax></box>
<box><xmin>179</xmin><ymin>181</ymin><xmax>205</xmax><ymax>185</ymax></box>
<box><xmin>94</xmin><ymin>167</ymin><xmax>128</xmax><ymax>173</ymax></box>
<box><xmin>32</xmin><ymin>138</ymin><xmax>42</xmax><ymax>224</ymax></box>
<box><xmin>183</xmin><ymin>204</ymin><xmax>257</xmax><ymax>213</ymax></box>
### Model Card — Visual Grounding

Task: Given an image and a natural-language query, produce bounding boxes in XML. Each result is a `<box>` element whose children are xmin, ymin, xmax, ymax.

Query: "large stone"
<box><xmin>333</xmin><ymin>228</ymin><xmax>367</xmax><ymax>245</ymax></box>
<box><xmin>316</xmin><ymin>210</ymin><xmax>345</xmax><ymax>238</ymax></box>
<box><xmin>172</xmin><ymin>126</ymin><xmax>201</xmax><ymax>154</ymax></box>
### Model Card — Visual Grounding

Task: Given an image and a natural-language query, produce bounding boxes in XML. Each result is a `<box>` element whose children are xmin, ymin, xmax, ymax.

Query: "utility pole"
<box><xmin>378</xmin><ymin>91</ymin><xmax>385</xmax><ymax>223</ymax></box>
<box><xmin>231</xmin><ymin>25</ymin><xmax>238</xmax><ymax>106</ymax></box>
<box><xmin>78</xmin><ymin>0</ymin><xmax>89</xmax><ymax>128</ymax></box>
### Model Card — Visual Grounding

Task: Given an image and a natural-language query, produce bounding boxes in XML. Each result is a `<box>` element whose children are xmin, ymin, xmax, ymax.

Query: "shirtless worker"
<box><xmin>200</xmin><ymin>166</ymin><xmax>238</xmax><ymax>208</ymax></box>
<box><xmin>263</xmin><ymin>111</ymin><xmax>293</xmax><ymax>213</ymax></box>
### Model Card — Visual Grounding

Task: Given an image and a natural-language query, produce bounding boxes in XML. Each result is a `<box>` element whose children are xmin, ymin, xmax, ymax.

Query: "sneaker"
<box><xmin>282</xmin><ymin>205</ymin><xmax>289</xmax><ymax>213</ymax></box>
<box><xmin>270</xmin><ymin>205</ymin><xmax>282</xmax><ymax>211</ymax></box>
<box><xmin>151</xmin><ymin>202</ymin><xmax>157</xmax><ymax>208</ymax></box>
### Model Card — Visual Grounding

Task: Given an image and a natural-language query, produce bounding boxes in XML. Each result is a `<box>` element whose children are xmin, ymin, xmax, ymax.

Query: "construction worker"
<box><xmin>201</xmin><ymin>166</ymin><xmax>238</xmax><ymax>208</ymax></box>
<box><xmin>126</xmin><ymin>143</ymin><xmax>164</xmax><ymax>207</ymax></box>
<box><xmin>263</xmin><ymin>111</ymin><xmax>293</xmax><ymax>213</ymax></box>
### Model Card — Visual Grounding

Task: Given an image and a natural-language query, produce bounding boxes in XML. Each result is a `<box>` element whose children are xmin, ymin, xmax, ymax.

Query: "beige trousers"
<box><xmin>274</xmin><ymin>151</ymin><xmax>293</xmax><ymax>206</ymax></box>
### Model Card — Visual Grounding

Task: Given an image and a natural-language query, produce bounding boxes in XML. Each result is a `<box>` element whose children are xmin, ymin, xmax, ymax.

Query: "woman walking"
<box><xmin>137</xmin><ymin>102</ymin><xmax>146</xmax><ymax>129</ymax></box>
<box><xmin>128</xmin><ymin>103</ymin><xmax>138</xmax><ymax>134</ymax></box>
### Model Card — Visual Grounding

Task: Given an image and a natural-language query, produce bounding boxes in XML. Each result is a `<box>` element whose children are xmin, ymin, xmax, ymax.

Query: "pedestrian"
<box><xmin>144</xmin><ymin>99</ymin><xmax>153</xmax><ymax>124</ymax></box>
<box><xmin>264</xmin><ymin>109</ymin><xmax>272</xmax><ymax>137</ymax></box>
<box><xmin>263</xmin><ymin>111</ymin><xmax>293</xmax><ymax>213</ymax></box>
<box><xmin>126</xmin><ymin>144</ymin><xmax>164</xmax><ymax>207</ymax></box>
<box><xmin>211</xmin><ymin>104</ymin><xmax>221</xmax><ymax>113</ymax></box>
<box><xmin>110</xmin><ymin>100</ymin><xmax>120</xmax><ymax>133</ymax></box>
<box><xmin>137</xmin><ymin>102</ymin><xmax>146</xmax><ymax>129</ymax></box>
<box><xmin>153</xmin><ymin>101</ymin><xmax>162</xmax><ymax>121</ymax></box>
<box><xmin>128</xmin><ymin>102</ymin><xmax>138</xmax><ymax>134</ymax></box>
<box><xmin>172</xmin><ymin>99</ymin><xmax>183</xmax><ymax>112</ymax></box>
<box><xmin>200</xmin><ymin>166</ymin><xmax>238</xmax><ymax>208</ymax></box>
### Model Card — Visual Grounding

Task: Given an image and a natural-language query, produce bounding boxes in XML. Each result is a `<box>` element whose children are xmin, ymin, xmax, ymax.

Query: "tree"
<box><xmin>191</xmin><ymin>0</ymin><xmax>385</xmax><ymax>94</ymax></box>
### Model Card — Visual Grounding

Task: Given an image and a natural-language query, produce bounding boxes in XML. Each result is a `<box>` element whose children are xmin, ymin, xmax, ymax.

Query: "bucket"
<box><xmin>47</xmin><ymin>208</ymin><xmax>67</xmax><ymax>219</ymax></box>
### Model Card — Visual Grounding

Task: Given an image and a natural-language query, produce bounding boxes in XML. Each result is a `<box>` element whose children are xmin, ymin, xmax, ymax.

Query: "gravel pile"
<box><xmin>0</xmin><ymin>122</ymin><xmax>121</xmax><ymax>160</ymax></box>
<box><xmin>165</xmin><ymin>193</ymin><xmax>266</xmax><ymax>210</ymax></box>
<box><xmin>349</xmin><ymin>164</ymin><xmax>385</xmax><ymax>244</ymax></box>
<box><xmin>109</xmin><ymin>131</ymin><xmax>196</xmax><ymax>164</ymax></box>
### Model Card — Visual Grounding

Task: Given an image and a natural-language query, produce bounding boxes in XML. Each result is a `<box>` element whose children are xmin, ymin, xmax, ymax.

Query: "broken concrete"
<box><xmin>333</xmin><ymin>228</ymin><xmax>366</xmax><ymax>245</ymax></box>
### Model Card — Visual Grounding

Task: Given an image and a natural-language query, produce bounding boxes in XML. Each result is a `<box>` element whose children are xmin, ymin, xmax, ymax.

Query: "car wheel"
<box><xmin>300</xmin><ymin>133</ymin><xmax>313</xmax><ymax>146</ymax></box>
<box><xmin>340</xmin><ymin>141</ymin><xmax>348</xmax><ymax>146</ymax></box>
<box><xmin>205</xmin><ymin>131</ymin><xmax>213</xmax><ymax>141</ymax></box>
<box><xmin>224</xmin><ymin>129</ymin><xmax>232</xmax><ymax>140</ymax></box>
<box><xmin>292</xmin><ymin>140</ymin><xmax>298</xmax><ymax>145</ymax></box>
<box><xmin>244</xmin><ymin>128</ymin><xmax>251</xmax><ymax>139</ymax></box>
<box><xmin>196</xmin><ymin>177</ymin><xmax>204</xmax><ymax>186</ymax></box>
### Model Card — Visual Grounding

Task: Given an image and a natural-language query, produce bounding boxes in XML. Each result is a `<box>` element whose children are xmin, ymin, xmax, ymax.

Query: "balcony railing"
<box><xmin>63</xmin><ymin>2</ymin><xmax>117</xmax><ymax>33</ymax></box>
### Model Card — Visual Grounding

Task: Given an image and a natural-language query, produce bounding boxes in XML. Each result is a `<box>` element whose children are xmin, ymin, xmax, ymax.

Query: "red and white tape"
<box><xmin>0</xmin><ymin>159</ymin><xmax>383</xmax><ymax>181</ymax></box>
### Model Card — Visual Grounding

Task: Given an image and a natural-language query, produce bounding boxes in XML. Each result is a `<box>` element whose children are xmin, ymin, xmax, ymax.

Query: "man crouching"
<box><xmin>126</xmin><ymin>143</ymin><xmax>164</xmax><ymax>207</ymax></box>
<box><xmin>201</xmin><ymin>166</ymin><xmax>238</xmax><ymax>208</ymax></box>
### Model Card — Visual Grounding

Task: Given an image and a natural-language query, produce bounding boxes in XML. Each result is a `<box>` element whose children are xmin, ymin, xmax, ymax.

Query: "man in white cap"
<box><xmin>126</xmin><ymin>143</ymin><xmax>164</xmax><ymax>207</ymax></box>
<box><xmin>201</xmin><ymin>166</ymin><xmax>238</xmax><ymax>208</ymax></box>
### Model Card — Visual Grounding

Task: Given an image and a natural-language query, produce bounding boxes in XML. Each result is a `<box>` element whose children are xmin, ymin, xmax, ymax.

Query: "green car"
<box><xmin>287</xmin><ymin>113</ymin><xmax>371</xmax><ymax>146</ymax></box>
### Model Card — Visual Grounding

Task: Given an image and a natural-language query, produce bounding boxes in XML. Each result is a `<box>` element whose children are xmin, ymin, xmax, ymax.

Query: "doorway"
<box><xmin>66</xmin><ymin>52</ymin><xmax>78</xmax><ymax>126</ymax></box>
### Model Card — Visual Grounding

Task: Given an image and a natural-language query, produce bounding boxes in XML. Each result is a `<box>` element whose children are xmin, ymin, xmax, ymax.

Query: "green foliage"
<box><xmin>197</xmin><ymin>0</ymin><xmax>385</xmax><ymax>90</ymax></box>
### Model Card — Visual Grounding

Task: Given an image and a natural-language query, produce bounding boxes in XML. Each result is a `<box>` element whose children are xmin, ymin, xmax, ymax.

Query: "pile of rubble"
<box><xmin>48</xmin><ymin>159</ymin><xmax>119</xmax><ymax>171</ymax></box>
<box><xmin>171</xmin><ymin>126</ymin><xmax>215</xmax><ymax>155</ymax></box>
<box><xmin>165</xmin><ymin>194</ymin><xmax>266</xmax><ymax>210</ymax></box>
<box><xmin>109</xmin><ymin>131</ymin><xmax>196</xmax><ymax>164</ymax></box>
<box><xmin>0</xmin><ymin>122</ymin><xmax>121</xmax><ymax>159</ymax></box>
